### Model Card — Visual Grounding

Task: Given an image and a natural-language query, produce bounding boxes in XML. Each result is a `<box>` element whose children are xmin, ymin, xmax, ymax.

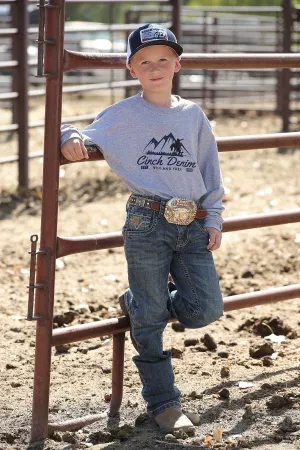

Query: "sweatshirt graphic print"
<box><xmin>61</xmin><ymin>94</ymin><xmax>224</xmax><ymax>230</ymax></box>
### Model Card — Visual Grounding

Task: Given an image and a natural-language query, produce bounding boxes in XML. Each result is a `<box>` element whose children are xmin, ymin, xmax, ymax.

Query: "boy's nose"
<box><xmin>150</xmin><ymin>63</ymin><xmax>160</xmax><ymax>72</ymax></box>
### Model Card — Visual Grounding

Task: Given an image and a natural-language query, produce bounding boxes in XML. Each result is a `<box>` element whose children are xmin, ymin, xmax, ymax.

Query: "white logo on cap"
<box><xmin>140</xmin><ymin>27</ymin><xmax>168</xmax><ymax>43</ymax></box>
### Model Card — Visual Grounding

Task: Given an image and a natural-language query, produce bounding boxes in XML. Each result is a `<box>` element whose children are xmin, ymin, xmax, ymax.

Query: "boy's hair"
<box><xmin>126</xmin><ymin>23</ymin><xmax>183</xmax><ymax>67</ymax></box>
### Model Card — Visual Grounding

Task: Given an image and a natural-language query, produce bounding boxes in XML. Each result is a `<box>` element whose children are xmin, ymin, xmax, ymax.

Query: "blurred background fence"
<box><xmin>0</xmin><ymin>0</ymin><xmax>298</xmax><ymax>188</ymax></box>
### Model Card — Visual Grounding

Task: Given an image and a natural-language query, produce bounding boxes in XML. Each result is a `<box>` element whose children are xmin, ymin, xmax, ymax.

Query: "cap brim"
<box><xmin>128</xmin><ymin>40</ymin><xmax>183</xmax><ymax>63</ymax></box>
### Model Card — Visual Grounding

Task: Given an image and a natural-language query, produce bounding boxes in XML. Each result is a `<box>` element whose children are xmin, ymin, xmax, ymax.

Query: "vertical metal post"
<box><xmin>124</xmin><ymin>10</ymin><xmax>132</xmax><ymax>99</ymax></box>
<box><xmin>210</xmin><ymin>17</ymin><xmax>218</xmax><ymax>117</ymax></box>
<box><xmin>281</xmin><ymin>0</ymin><xmax>293</xmax><ymax>132</ymax></box>
<box><xmin>30</xmin><ymin>0</ymin><xmax>65</xmax><ymax>442</ymax></box>
<box><xmin>109</xmin><ymin>333</ymin><xmax>126</xmax><ymax>416</ymax></box>
<box><xmin>170</xmin><ymin>0</ymin><xmax>181</xmax><ymax>95</ymax></box>
<box><xmin>11</xmin><ymin>0</ymin><xmax>29</xmax><ymax>189</ymax></box>
<box><xmin>201</xmin><ymin>11</ymin><xmax>208</xmax><ymax>108</ymax></box>
<box><xmin>276</xmin><ymin>10</ymin><xmax>282</xmax><ymax>114</ymax></box>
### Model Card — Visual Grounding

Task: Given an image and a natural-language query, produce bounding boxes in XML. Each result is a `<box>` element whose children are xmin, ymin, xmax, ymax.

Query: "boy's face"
<box><xmin>128</xmin><ymin>45</ymin><xmax>181</xmax><ymax>94</ymax></box>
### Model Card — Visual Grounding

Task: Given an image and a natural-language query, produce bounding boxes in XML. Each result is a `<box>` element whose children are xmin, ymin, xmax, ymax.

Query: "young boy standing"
<box><xmin>61</xmin><ymin>24</ymin><xmax>224</xmax><ymax>433</ymax></box>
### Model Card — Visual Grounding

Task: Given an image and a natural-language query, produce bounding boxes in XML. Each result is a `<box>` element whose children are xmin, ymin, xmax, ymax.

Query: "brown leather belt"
<box><xmin>128</xmin><ymin>195</ymin><xmax>207</xmax><ymax>225</ymax></box>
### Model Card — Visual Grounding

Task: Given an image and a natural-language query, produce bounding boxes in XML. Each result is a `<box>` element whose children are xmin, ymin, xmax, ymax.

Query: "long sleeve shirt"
<box><xmin>61</xmin><ymin>93</ymin><xmax>225</xmax><ymax>230</ymax></box>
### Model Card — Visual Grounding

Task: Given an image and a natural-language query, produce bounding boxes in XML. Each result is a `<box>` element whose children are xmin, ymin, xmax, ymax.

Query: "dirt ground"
<box><xmin>0</xmin><ymin>95</ymin><xmax>300</xmax><ymax>450</ymax></box>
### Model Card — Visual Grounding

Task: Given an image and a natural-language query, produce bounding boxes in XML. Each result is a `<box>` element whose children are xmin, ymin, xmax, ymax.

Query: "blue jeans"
<box><xmin>122</xmin><ymin>195</ymin><xmax>223</xmax><ymax>417</ymax></box>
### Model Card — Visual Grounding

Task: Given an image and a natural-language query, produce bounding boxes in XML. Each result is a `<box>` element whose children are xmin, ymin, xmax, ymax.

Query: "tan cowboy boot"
<box><xmin>154</xmin><ymin>407</ymin><xmax>195</xmax><ymax>433</ymax></box>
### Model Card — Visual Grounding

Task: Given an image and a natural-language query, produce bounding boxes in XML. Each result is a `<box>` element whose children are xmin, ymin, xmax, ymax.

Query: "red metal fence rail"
<box><xmin>27</xmin><ymin>0</ymin><xmax>300</xmax><ymax>443</ymax></box>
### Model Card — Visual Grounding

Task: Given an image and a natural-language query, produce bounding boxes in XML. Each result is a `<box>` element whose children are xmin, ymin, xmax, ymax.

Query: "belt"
<box><xmin>128</xmin><ymin>195</ymin><xmax>207</xmax><ymax>225</ymax></box>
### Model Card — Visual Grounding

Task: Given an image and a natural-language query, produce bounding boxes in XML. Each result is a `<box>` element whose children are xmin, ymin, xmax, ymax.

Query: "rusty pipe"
<box><xmin>56</xmin><ymin>209</ymin><xmax>300</xmax><ymax>258</ymax></box>
<box><xmin>64</xmin><ymin>51</ymin><xmax>300</xmax><ymax>72</ymax></box>
<box><xmin>51</xmin><ymin>284</ymin><xmax>300</xmax><ymax>348</ymax></box>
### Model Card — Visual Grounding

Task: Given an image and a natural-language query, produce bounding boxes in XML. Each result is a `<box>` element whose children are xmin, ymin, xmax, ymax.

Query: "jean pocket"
<box><xmin>195</xmin><ymin>219</ymin><xmax>209</xmax><ymax>235</ymax></box>
<box><xmin>123</xmin><ymin>206</ymin><xmax>157</xmax><ymax>235</ymax></box>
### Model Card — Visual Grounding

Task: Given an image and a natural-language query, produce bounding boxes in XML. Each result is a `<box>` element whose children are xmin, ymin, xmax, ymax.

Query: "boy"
<box><xmin>61</xmin><ymin>23</ymin><xmax>224</xmax><ymax>433</ymax></box>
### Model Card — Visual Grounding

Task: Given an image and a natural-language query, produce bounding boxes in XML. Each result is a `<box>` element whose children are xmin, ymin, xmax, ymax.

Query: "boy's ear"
<box><xmin>174</xmin><ymin>58</ymin><xmax>181</xmax><ymax>73</ymax></box>
<box><xmin>129</xmin><ymin>65</ymin><xmax>137</xmax><ymax>79</ymax></box>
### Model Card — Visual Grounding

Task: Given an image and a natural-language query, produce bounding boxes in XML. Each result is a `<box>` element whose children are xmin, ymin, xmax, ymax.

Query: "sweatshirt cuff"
<box><xmin>60</xmin><ymin>130</ymin><xmax>83</xmax><ymax>147</ymax></box>
<box><xmin>203</xmin><ymin>212</ymin><xmax>223</xmax><ymax>232</ymax></box>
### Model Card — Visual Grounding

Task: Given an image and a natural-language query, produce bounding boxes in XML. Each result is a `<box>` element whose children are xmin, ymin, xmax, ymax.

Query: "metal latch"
<box><xmin>26</xmin><ymin>234</ymin><xmax>50</xmax><ymax>321</ymax></box>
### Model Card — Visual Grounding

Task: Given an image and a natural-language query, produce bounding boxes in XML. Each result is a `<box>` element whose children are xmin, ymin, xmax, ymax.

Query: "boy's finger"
<box><xmin>62</xmin><ymin>147</ymin><xmax>75</xmax><ymax>161</ymax></box>
<box><xmin>206</xmin><ymin>231</ymin><xmax>222</xmax><ymax>251</ymax></box>
<box><xmin>80</xmin><ymin>141</ymin><xmax>89</xmax><ymax>159</ymax></box>
<box><xmin>73</xmin><ymin>143</ymin><xmax>85</xmax><ymax>160</ymax></box>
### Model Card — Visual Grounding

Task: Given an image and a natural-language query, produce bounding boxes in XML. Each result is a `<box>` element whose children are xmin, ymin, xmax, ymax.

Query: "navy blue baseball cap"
<box><xmin>126</xmin><ymin>23</ymin><xmax>183</xmax><ymax>66</ymax></box>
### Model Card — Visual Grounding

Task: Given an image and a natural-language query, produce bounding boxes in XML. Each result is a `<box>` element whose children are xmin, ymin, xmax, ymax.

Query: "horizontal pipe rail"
<box><xmin>51</xmin><ymin>284</ymin><xmax>300</xmax><ymax>347</ymax></box>
<box><xmin>0</xmin><ymin>28</ymin><xmax>18</xmax><ymax>37</ymax></box>
<box><xmin>28</xmin><ymin>79</ymin><xmax>140</xmax><ymax>98</ymax></box>
<box><xmin>64</xmin><ymin>52</ymin><xmax>300</xmax><ymax>72</ymax></box>
<box><xmin>0</xmin><ymin>92</ymin><xmax>18</xmax><ymax>101</ymax></box>
<box><xmin>56</xmin><ymin>209</ymin><xmax>300</xmax><ymax>258</ymax></box>
<box><xmin>60</xmin><ymin>131</ymin><xmax>300</xmax><ymax>166</ymax></box>
<box><xmin>62</xmin><ymin>0</ymin><xmax>170</xmax><ymax>2</ymax></box>
<box><xmin>217</xmin><ymin>131</ymin><xmax>300</xmax><ymax>152</ymax></box>
<box><xmin>0</xmin><ymin>60</ymin><xmax>18</xmax><ymax>70</ymax></box>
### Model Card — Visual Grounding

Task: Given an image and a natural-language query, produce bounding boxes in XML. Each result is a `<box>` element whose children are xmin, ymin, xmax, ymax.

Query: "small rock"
<box><xmin>174</xmin><ymin>429</ymin><xmax>191</xmax><ymax>439</ymax></box>
<box><xmin>220</xmin><ymin>365</ymin><xmax>230</xmax><ymax>378</ymax></box>
<box><xmin>219</xmin><ymin>388</ymin><xmax>230</xmax><ymax>400</ymax></box>
<box><xmin>55</xmin><ymin>344</ymin><xmax>71</xmax><ymax>353</ymax></box>
<box><xmin>266</xmin><ymin>395</ymin><xmax>293</xmax><ymax>410</ymax></box>
<box><xmin>62</xmin><ymin>431</ymin><xmax>77</xmax><ymax>444</ymax></box>
<box><xmin>195</xmin><ymin>346</ymin><xmax>208</xmax><ymax>352</ymax></box>
<box><xmin>249</xmin><ymin>342</ymin><xmax>274</xmax><ymax>358</ymax></box>
<box><xmin>165</xmin><ymin>433</ymin><xmax>177</xmax><ymax>442</ymax></box>
<box><xmin>201</xmin><ymin>371</ymin><xmax>211</xmax><ymax>376</ymax></box>
<box><xmin>278</xmin><ymin>416</ymin><xmax>297</xmax><ymax>432</ymax></box>
<box><xmin>172</xmin><ymin>323</ymin><xmax>185</xmax><ymax>332</ymax></box>
<box><xmin>184</xmin><ymin>338</ymin><xmax>199</xmax><ymax>347</ymax></box>
<box><xmin>102</xmin><ymin>367</ymin><xmax>112</xmax><ymax>374</ymax></box>
<box><xmin>263</xmin><ymin>356</ymin><xmax>273</xmax><ymax>367</ymax></box>
<box><xmin>241</xmin><ymin>269</ymin><xmax>254</xmax><ymax>278</ymax></box>
<box><xmin>6</xmin><ymin>363</ymin><xmax>18</xmax><ymax>370</ymax></box>
<box><xmin>218</xmin><ymin>350</ymin><xmax>229</xmax><ymax>358</ymax></box>
<box><xmin>104</xmin><ymin>393</ymin><xmax>112</xmax><ymax>402</ymax></box>
<box><xmin>53</xmin><ymin>310</ymin><xmax>78</xmax><ymax>327</ymax></box>
<box><xmin>170</xmin><ymin>346</ymin><xmax>184</xmax><ymax>358</ymax></box>
<box><xmin>189</xmin><ymin>390</ymin><xmax>203</xmax><ymax>399</ymax></box>
<box><xmin>11</xmin><ymin>382</ymin><xmax>21</xmax><ymax>388</ymax></box>
<box><xmin>201</xmin><ymin>333</ymin><xmax>217</xmax><ymax>351</ymax></box>
<box><xmin>73</xmin><ymin>303</ymin><xmax>91</xmax><ymax>314</ymax></box>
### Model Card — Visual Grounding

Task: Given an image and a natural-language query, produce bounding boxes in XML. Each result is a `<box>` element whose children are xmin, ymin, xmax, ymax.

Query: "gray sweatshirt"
<box><xmin>61</xmin><ymin>93</ymin><xmax>224</xmax><ymax>230</ymax></box>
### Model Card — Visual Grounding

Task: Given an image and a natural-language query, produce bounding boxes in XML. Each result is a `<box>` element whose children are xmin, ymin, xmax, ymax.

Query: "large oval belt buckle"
<box><xmin>164</xmin><ymin>198</ymin><xmax>197</xmax><ymax>225</ymax></box>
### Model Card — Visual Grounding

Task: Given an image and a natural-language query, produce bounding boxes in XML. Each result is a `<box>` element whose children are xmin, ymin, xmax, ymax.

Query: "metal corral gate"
<box><xmin>28</xmin><ymin>0</ymin><xmax>300</xmax><ymax>443</ymax></box>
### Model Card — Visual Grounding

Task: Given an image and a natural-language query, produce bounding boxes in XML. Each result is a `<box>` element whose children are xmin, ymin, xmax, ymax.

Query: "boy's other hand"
<box><xmin>61</xmin><ymin>138</ymin><xmax>89</xmax><ymax>161</ymax></box>
<box><xmin>204</xmin><ymin>227</ymin><xmax>222</xmax><ymax>251</ymax></box>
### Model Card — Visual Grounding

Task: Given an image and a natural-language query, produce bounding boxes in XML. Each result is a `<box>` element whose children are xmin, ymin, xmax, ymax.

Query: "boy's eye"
<box><xmin>159</xmin><ymin>58</ymin><xmax>167</xmax><ymax>62</ymax></box>
<box><xmin>141</xmin><ymin>61</ymin><xmax>149</xmax><ymax>65</ymax></box>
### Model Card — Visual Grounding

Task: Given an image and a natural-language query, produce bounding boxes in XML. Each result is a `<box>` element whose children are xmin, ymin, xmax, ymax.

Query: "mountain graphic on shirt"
<box><xmin>144</xmin><ymin>133</ymin><xmax>190</xmax><ymax>157</ymax></box>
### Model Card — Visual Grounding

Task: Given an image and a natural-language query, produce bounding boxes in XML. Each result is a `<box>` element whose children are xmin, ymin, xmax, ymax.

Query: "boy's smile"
<box><xmin>129</xmin><ymin>45</ymin><xmax>181</xmax><ymax>106</ymax></box>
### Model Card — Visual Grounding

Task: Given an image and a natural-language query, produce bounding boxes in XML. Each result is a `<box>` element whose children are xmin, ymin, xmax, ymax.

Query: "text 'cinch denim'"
<box><xmin>122</xmin><ymin>195</ymin><xmax>223</xmax><ymax>417</ymax></box>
